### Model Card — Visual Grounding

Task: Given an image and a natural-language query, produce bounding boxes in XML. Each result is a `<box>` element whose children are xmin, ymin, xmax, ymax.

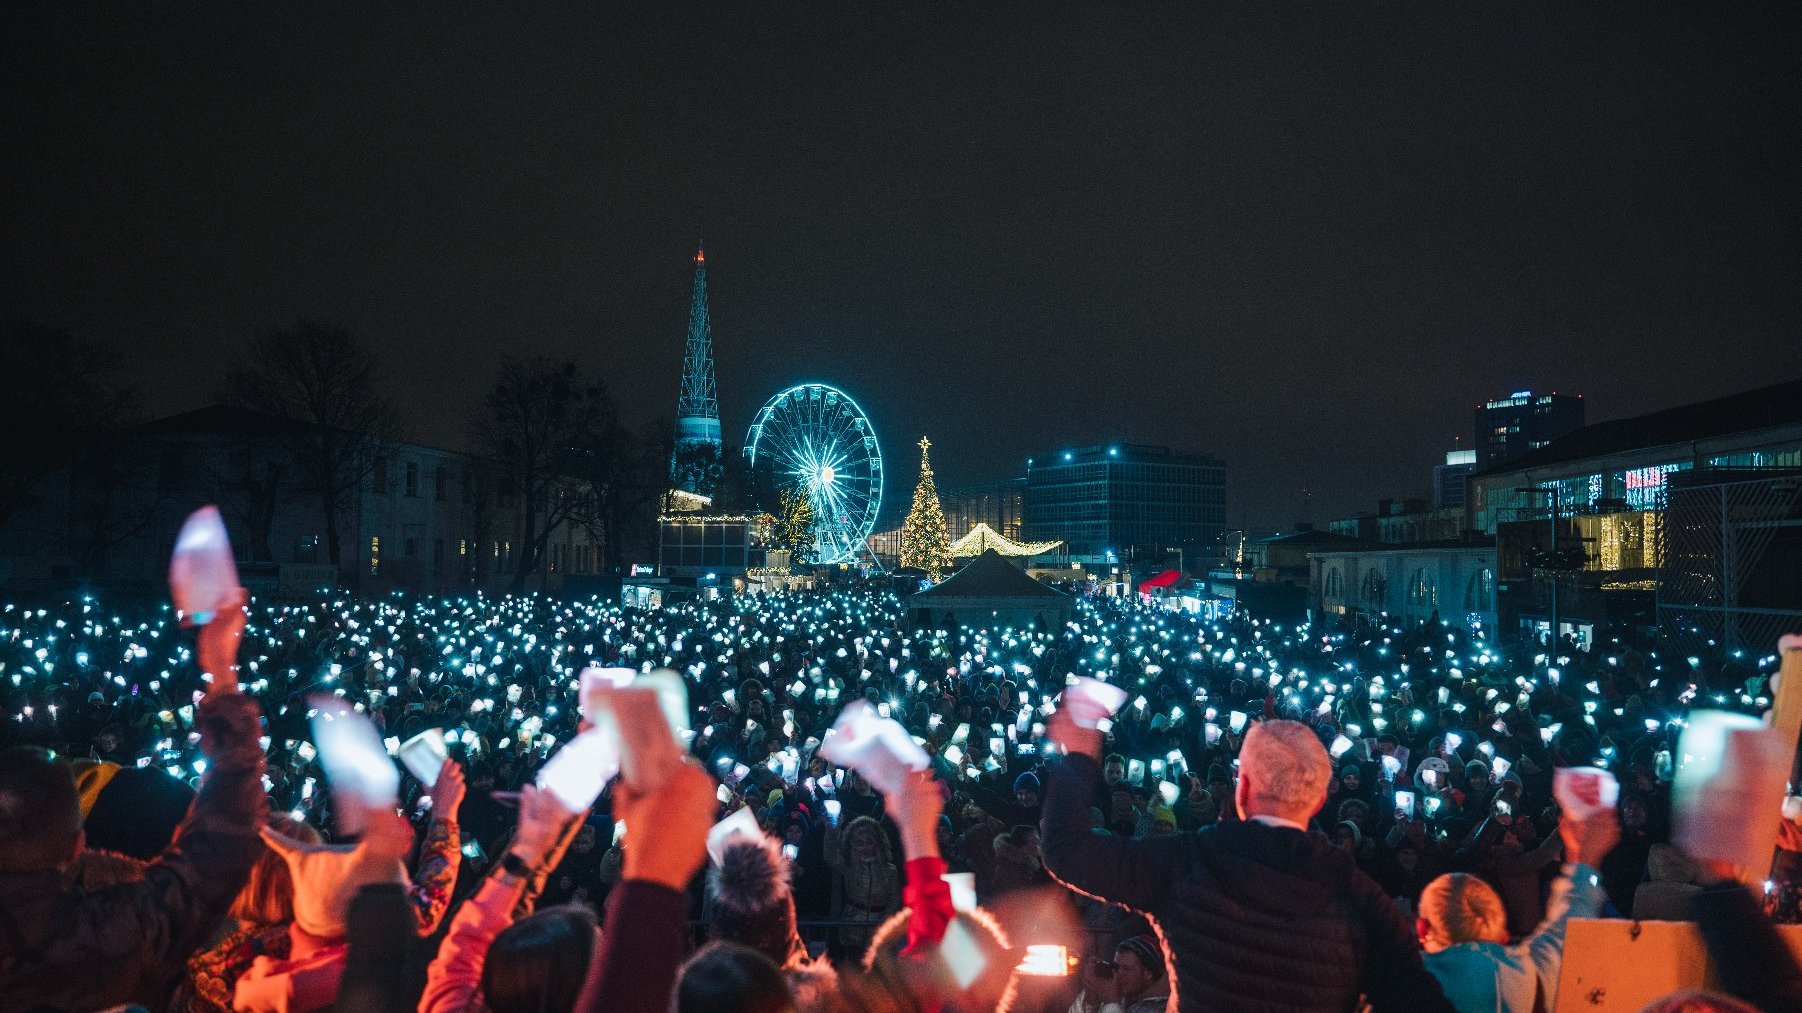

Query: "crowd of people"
<box><xmin>2</xmin><ymin>547</ymin><xmax>1801</xmax><ymax>1013</ymax></box>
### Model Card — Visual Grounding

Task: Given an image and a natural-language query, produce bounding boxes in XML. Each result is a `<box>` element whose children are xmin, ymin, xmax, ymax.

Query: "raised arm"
<box><xmin>1520</xmin><ymin>812</ymin><xmax>1615</xmax><ymax>1012</ymax></box>
<box><xmin>579</xmin><ymin>762</ymin><xmax>714</xmax><ymax>1013</ymax></box>
<box><xmin>131</xmin><ymin>588</ymin><xmax>269</xmax><ymax>981</ymax></box>
<box><xmin>885</xmin><ymin>770</ymin><xmax>953</xmax><ymax>954</ymax></box>
<box><xmin>1039</xmin><ymin>706</ymin><xmax>1190</xmax><ymax>914</ymax></box>
<box><xmin>408</xmin><ymin>760</ymin><xmax>466</xmax><ymax>935</ymax></box>
<box><xmin>419</xmin><ymin>785</ymin><xmax>577</xmax><ymax>1013</ymax></box>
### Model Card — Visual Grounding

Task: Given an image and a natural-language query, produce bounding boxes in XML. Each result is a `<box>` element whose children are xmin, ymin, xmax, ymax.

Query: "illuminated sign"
<box><xmin>630</xmin><ymin>564</ymin><xmax>655</xmax><ymax>577</ymax></box>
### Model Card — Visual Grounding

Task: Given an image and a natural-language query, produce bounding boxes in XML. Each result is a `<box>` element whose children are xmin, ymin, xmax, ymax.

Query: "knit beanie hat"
<box><xmin>260</xmin><ymin>825</ymin><xmax>411</xmax><ymax>939</ymax></box>
<box><xmin>1151</xmin><ymin>806</ymin><xmax>1178</xmax><ymax>831</ymax></box>
<box><xmin>707</xmin><ymin>834</ymin><xmax>804</xmax><ymax>967</ymax></box>
<box><xmin>80</xmin><ymin>765</ymin><xmax>197</xmax><ymax>861</ymax></box>
<box><xmin>1116</xmin><ymin>934</ymin><xmax>1163</xmax><ymax>977</ymax></box>
<box><xmin>1013</xmin><ymin>771</ymin><xmax>1041</xmax><ymax>795</ymax></box>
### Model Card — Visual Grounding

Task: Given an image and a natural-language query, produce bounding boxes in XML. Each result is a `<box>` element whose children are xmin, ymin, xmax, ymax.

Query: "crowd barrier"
<box><xmin>1556</xmin><ymin>919</ymin><xmax>1802</xmax><ymax>1011</ymax></box>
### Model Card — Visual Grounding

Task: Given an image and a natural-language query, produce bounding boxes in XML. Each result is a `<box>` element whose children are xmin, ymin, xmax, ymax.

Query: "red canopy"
<box><xmin>1140</xmin><ymin>569</ymin><xmax>1183</xmax><ymax>589</ymax></box>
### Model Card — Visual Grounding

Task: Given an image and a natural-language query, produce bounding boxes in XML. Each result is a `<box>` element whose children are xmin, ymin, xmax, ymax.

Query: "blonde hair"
<box><xmin>1418</xmin><ymin>873</ymin><xmax>1508</xmax><ymax>950</ymax></box>
<box><xmin>231</xmin><ymin>814</ymin><xmax>321</xmax><ymax>926</ymax></box>
<box><xmin>1239</xmin><ymin>720</ymin><xmax>1331</xmax><ymax>821</ymax></box>
<box><xmin>860</xmin><ymin>905</ymin><xmax>1017</xmax><ymax>1013</ymax></box>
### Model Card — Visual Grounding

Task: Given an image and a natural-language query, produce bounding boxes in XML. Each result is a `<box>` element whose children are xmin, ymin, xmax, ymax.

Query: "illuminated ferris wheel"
<box><xmin>744</xmin><ymin>383</ymin><xmax>883</xmax><ymax>564</ymax></box>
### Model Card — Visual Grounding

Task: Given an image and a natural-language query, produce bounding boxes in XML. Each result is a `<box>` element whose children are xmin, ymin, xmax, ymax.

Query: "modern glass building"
<box><xmin>1474</xmin><ymin>390</ymin><xmax>1585</xmax><ymax>471</ymax></box>
<box><xmin>1022</xmin><ymin>443</ymin><xmax>1226</xmax><ymax>566</ymax></box>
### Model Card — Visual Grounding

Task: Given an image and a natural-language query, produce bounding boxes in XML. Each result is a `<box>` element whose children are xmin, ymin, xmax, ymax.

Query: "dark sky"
<box><xmin>6</xmin><ymin>4</ymin><xmax>1799</xmax><ymax>533</ymax></box>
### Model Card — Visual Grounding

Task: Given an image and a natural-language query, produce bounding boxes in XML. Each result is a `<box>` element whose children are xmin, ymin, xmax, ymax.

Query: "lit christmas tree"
<box><xmin>774</xmin><ymin>486</ymin><xmax>816</xmax><ymax>566</ymax></box>
<box><xmin>900</xmin><ymin>437</ymin><xmax>953</xmax><ymax>581</ymax></box>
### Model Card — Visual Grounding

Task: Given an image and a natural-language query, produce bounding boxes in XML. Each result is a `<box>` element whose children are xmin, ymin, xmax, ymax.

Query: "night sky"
<box><xmin>6</xmin><ymin>4</ymin><xmax>1799</xmax><ymax>533</ymax></box>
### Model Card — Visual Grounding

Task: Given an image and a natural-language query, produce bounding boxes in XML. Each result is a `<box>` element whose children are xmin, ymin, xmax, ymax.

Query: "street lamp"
<box><xmin>1514</xmin><ymin>486</ymin><xmax>1559</xmax><ymax>646</ymax></box>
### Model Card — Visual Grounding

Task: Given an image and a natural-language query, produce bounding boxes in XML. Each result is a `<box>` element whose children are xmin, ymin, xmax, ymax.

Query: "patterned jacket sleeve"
<box><xmin>409</xmin><ymin>811</ymin><xmax>463</xmax><ymax>935</ymax></box>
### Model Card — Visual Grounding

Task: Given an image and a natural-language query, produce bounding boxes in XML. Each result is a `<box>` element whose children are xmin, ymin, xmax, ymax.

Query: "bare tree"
<box><xmin>473</xmin><ymin>356</ymin><xmax>615</xmax><ymax>589</ymax></box>
<box><xmin>224</xmin><ymin>319</ymin><xmax>396</xmax><ymax>584</ymax></box>
<box><xmin>568</xmin><ymin>417</ymin><xmax>672</xmax><ymax>571</ymax></box>
<box><xmin>0</xmin><ymin>319</ymin><xmax>134</xmax><ymax>533</ymax></box>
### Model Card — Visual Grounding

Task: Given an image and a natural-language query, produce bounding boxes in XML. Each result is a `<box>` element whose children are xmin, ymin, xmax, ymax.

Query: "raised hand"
<box><xmin>511</xmin><ymin>784</ymin><xmax>580</xmax><ymax>868</ymax></box>
<box><xmin>614</xmin><ymin>761</ymin><xmax>717</xmax><ymax>891</ymax></box>
<box><xmin>884</xmin><ymin>769</ymin><xmax>946</xmax><ymax>859</ymax></box>
<box><xmin>431</xmin><ymin>759</ymin><xmax>467</xmax><ymax>816</ymax></box>
<box><xmin>361</xmin><ymin>805</ymin><xmax>417</xmax><ymax>861</ymax></box>
<box><xmin>196</xmin><ymin>587</ymin><xmax>250</xmax><ymax>697</ymax></box>
<box><xmin>1048</xmin><ymin>704</ymin><xmax>1102</xmax><ymax>761</ymax></box>
<box><xmin>1559</xmin><ymin>810</ymin><xmax>1621</xmax><ymax>867</ymax></box>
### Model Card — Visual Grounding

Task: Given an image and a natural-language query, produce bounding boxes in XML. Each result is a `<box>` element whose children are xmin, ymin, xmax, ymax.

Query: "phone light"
<box><xmin>1016</xmin><ymin>944</ymin><xmax>1074</xmax><ymax>977</ymax></box>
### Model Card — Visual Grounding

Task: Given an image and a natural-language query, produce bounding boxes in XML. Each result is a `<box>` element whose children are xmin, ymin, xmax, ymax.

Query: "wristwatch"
<box><xmin>500</xmin><ymin>850</ymin><xmax>536</xmax><ymax>879</ymax></box>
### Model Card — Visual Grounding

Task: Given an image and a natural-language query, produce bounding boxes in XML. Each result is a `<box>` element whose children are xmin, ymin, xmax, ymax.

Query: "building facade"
<box><xmin>939</xmin><ymin>479</ymin><xmax>1025</xmax><ymax>542</ymax></box>
<box><xmin>1022</xmin><ymin>443</ymin><xmax>1226</xmax><ymax>566</ymax></box>
<box><xmin>1310</xmin><ymin>541</ymin><xmax>1499</xmax><ymax>631</ymax></box>
<box><xmin>1469</xmin><ymin>380</ymin><xmax>1802</xmax><ymax>646</ymax></box>
<box><xmin>0</xmin><ymin>405</ymin><xmax>609</xmax><ymax>596</ymax></box>
<box><xmin>1434</xmin><ymin>448</ymin><xmax>1476</xmax><ymax>510</ymax></box>
<box><xmin>1475</xmin><ymin>390</ymin><xmax>1585</xmax><ymax>471</ymax></box>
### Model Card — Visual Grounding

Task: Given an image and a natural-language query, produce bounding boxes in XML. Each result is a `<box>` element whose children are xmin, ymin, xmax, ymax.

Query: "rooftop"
<box><xmin>1476</xmin><ymin>378</ymin><xmax>1802</xmax><ymax>476</ymax></box>
<box><xmin>1027</xmin><ymin>443</ymin><xmax>1223</xmax><ymax>469</ymax></box>
<box><xmin>1249</xmin><ymin>528</ymin><xmax>1364</xmax><ymax>547</ymax></box>
<box><xmin>912</xmin><ymin>549</ymin><xmax>1068</xmax><ymax>600</ymax></box>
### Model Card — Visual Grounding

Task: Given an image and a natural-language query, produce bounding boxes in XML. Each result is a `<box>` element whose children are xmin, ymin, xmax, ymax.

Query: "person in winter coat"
<box><xmin>827</xmin><ymin>815</ymin><xmax>901</xmax><ymax>957</ymax></box>
<box><xmin>706</xmin><ymin>832</ymin><xmax>838</xmax><ymax>1009</ymax></box>
<box><xmin>169</xmin><ymin>813</ymin><xmax>322</xmax><ymax>1013</ymax></box>
<box><xmin>1042</xmin><ymin>709</ymin><xmax>1456</xmax><ymax>1013</ymax></box>
<box><xmin>1417</xmin><ymin>810</ymin><xmax>1616</xmax><ymax>1013</ymax></box>
<box><xmin>0</xmin><ymin>588</ymin><xmax>265</xmax><ymax>1013</ymax></box>
<box><xmin>1632</xmin><ymin>844</ymin><xmax>1703</xmax><ymax>922</ymax></box>
<box><xmin>989</xmin><ymin>824</ymin><xmax>1050</xmax><ymax>896</ymax></box>
<box><xmin>227</xmin><ymin>759</ymin><xmax>465</xmax><ymax>1013</ymax></box>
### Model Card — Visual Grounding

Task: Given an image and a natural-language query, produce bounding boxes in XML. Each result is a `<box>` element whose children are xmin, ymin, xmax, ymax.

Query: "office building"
<box><xmin>1475</xmin><ymin>391</ymin><xmax>1585</xmax><ymax>471</ymax></box>
<box><xmin>1022</xmin><ymin>443</ymin><xmax>1226</xmax><ymax>566</ymax></box>
<box><xmin>1434</xmin><ymin>448</ymin><xmax>1476</xmax><ymax>510</ymax></box>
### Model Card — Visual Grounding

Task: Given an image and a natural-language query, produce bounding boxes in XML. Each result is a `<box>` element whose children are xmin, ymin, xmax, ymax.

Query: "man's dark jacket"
<box><xmin>0</xmin><ymin>692</ymin><xmax>267</xmax><ymax>1013</ymax></box>
<box><xmin>1043</xmin><ymin>752</ymin><xmax>1456</xmax><ymax>1013</ymax></box>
